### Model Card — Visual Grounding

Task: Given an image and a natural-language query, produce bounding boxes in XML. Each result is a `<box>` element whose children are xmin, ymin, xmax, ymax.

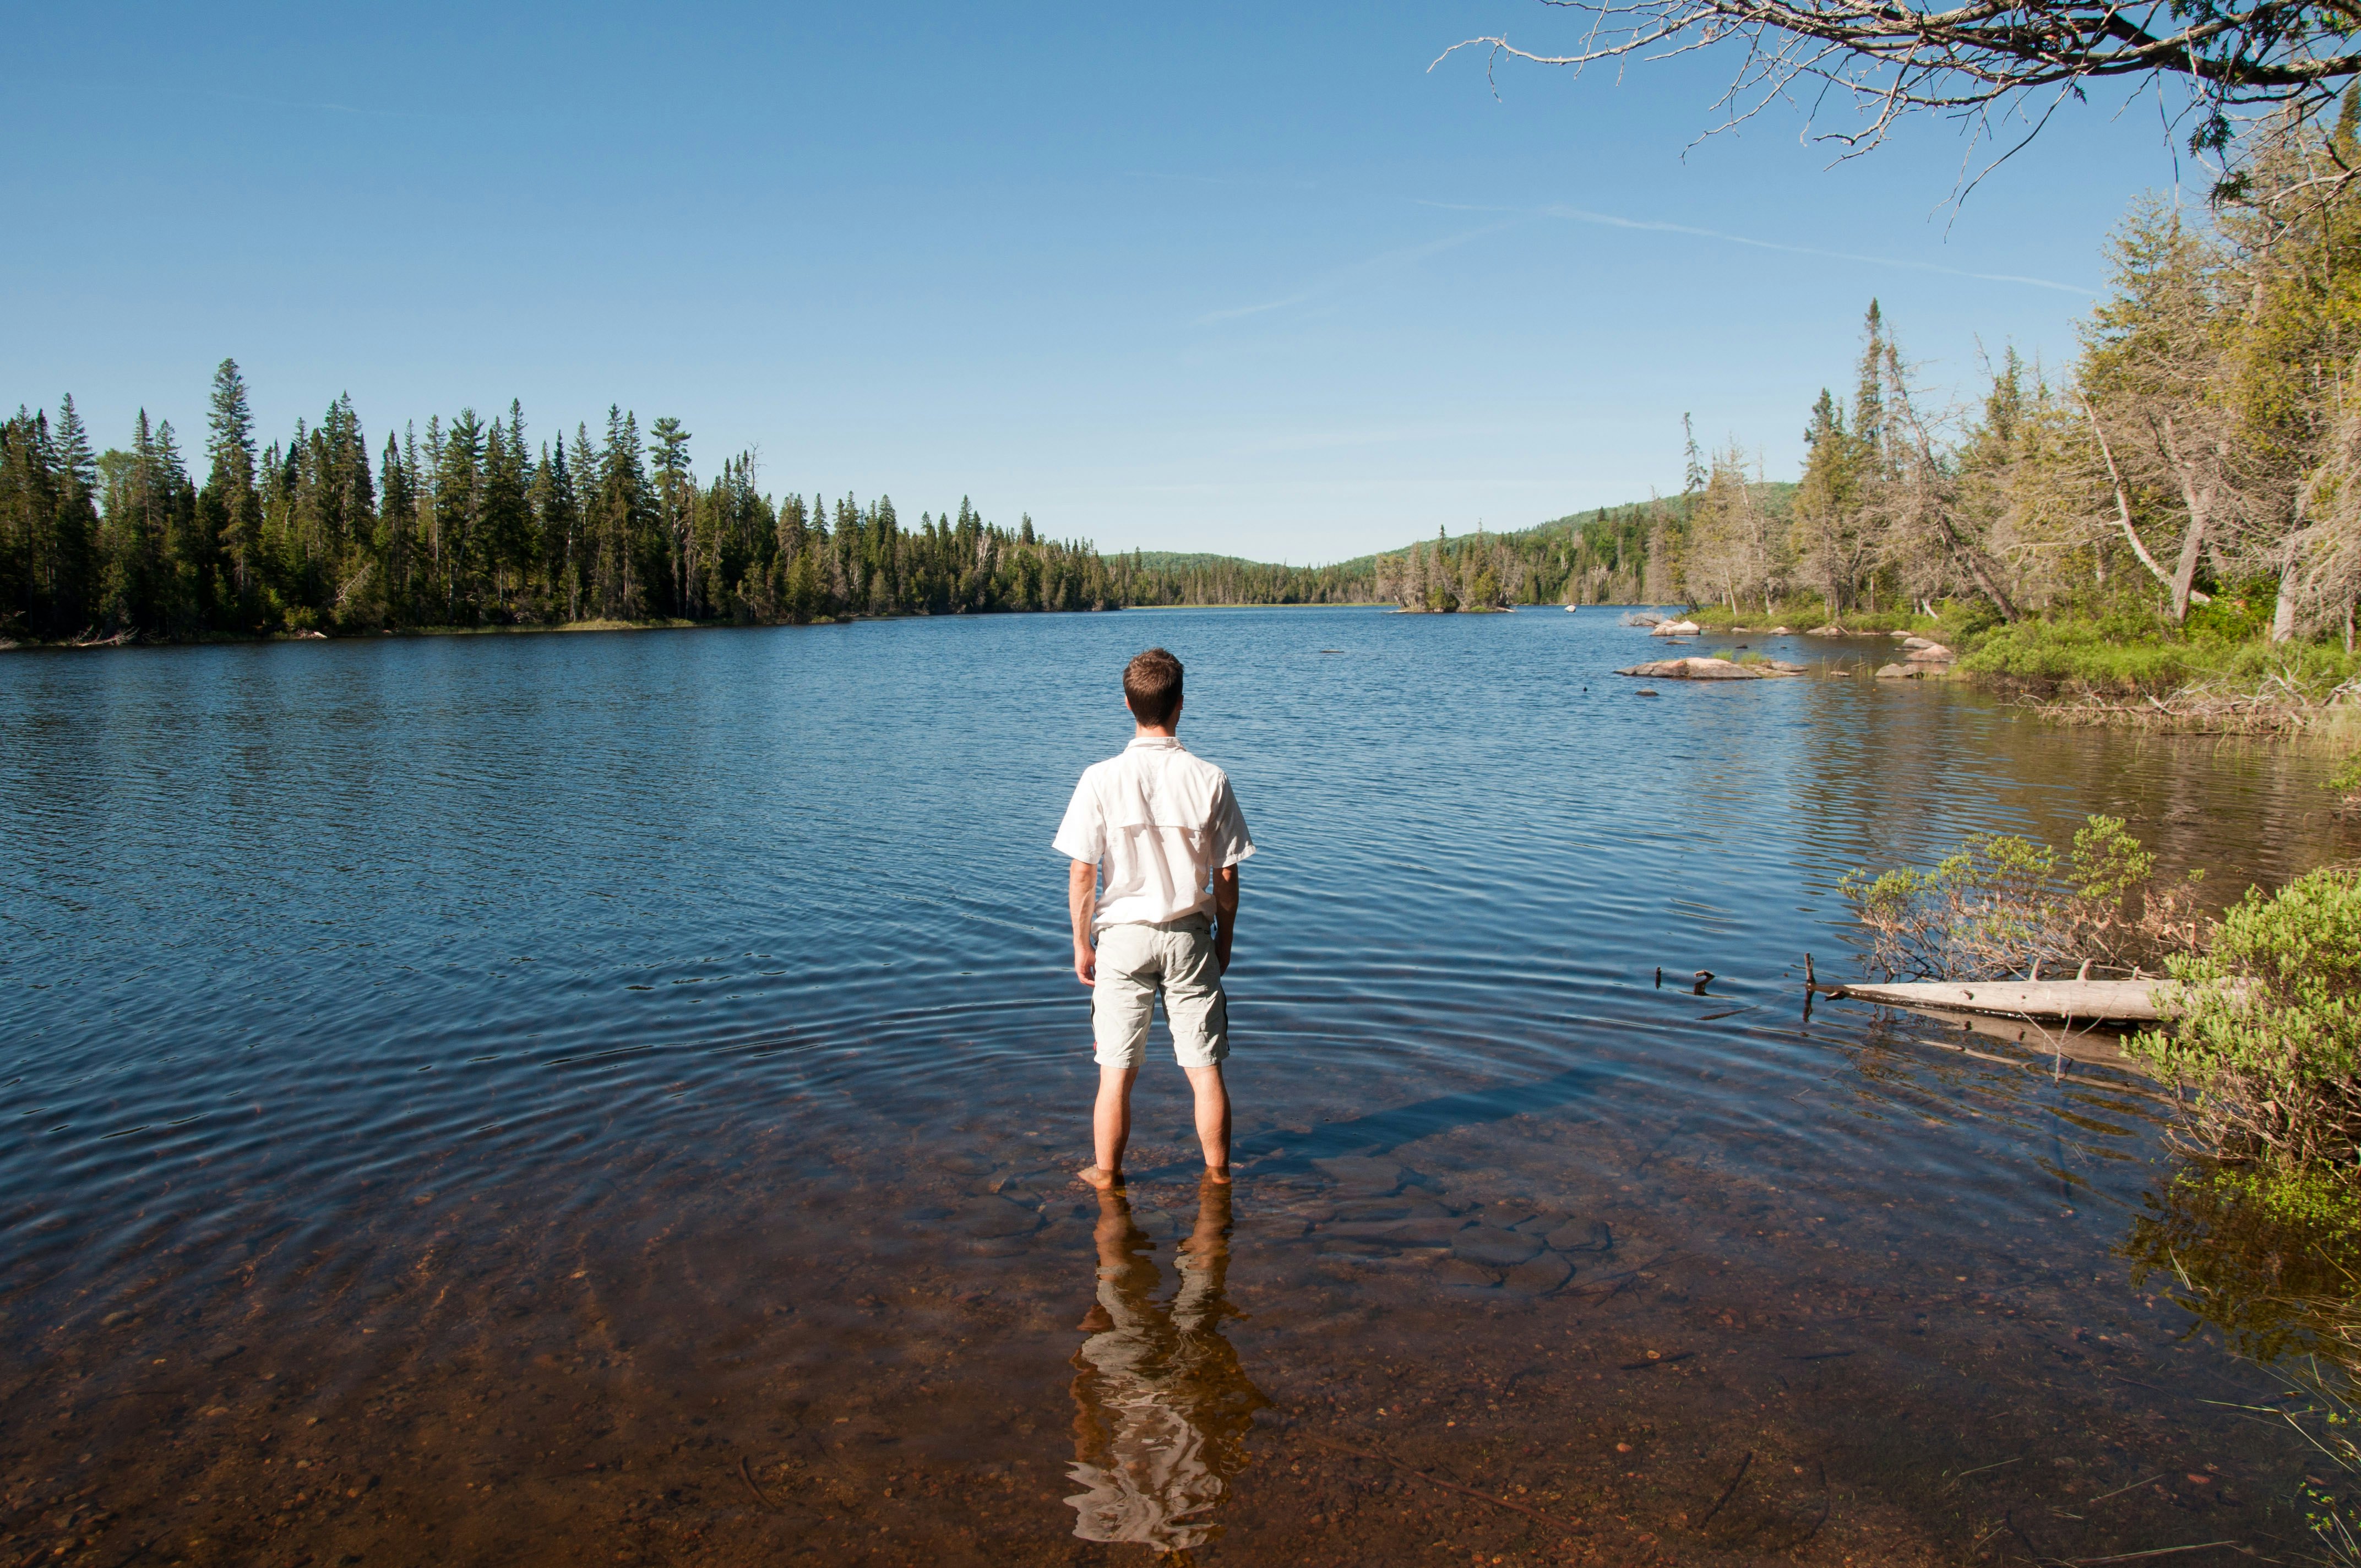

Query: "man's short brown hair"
<box><xmin>1123</xmin><ymin>647</ymin><xmax>1184</xmax><ymax>728</ymax></box>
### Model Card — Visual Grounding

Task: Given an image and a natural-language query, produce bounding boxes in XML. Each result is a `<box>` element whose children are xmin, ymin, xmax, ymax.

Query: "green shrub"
<box><xmin>1956</xmin><ymin>619</ymin><xmax>2195</xmax><ymax>689</ymax></box>
<box><xmin>2132</xmin><ymin>866</ymin><xmax>2361</xmax><ymax>1171</ymax></box>
<box><xmin>1841</xmin><ymin>814</ymin><xmax>2205</xmax><ymax>980</ymax></box>
<box><xmin>1956</xmin><ymin>613</ymin><xmax>2361</xmax><ymax>695</ymax></box>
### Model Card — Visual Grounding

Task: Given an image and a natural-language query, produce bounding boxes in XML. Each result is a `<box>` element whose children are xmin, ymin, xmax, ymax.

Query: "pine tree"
<box><xmin>649</xmin><ymin>416</ymin><xmax>694</xmax><ymax>617</ymax></box>
<box><xmin>434</xmin><ymin>409</ymin><xmax>486</xmax><ymax>622</ymax></box>
<box><xmin>378</xmin><ymin>431</ymin><xmax>415</xmax><ymax>622</ymax></box>
<box><xmin>481</xmin><ymin>402</ymin><xmax>532</xmax><ymax>616</ymax></box>
<box><xmin>0</xmin><ymin>410</ymin><xmax>60</xmax><ymax>638</ymax></box>
<box><xmin>49</xmin><ymin>396</ymin><xmax>99</xmax><ymax>634</ymax></box>
<box><xmin>203</xmin><ymin>359</ymin><xmax>261</xmax><ymax>629</ymax></box>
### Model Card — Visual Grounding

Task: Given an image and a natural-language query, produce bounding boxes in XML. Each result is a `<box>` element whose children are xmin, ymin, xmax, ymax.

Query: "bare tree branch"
<box><xmin>1432</xmin><ymin>0</ymin><xmax>2361</xmax><ymax>180</ymax></box>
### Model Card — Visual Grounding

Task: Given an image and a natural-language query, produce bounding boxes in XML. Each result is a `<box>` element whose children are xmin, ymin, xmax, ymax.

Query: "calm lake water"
<box><xmin>2</xmin><ymin>608</ymin><xmax>2351</xmax><ymax>1566</ymax></box>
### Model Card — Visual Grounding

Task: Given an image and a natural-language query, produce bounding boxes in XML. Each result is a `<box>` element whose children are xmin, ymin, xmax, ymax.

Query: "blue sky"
<box><xmin>7</xmin><ymin>2</ymin><xmax>2184</xmax><ymax>562</ymax></box>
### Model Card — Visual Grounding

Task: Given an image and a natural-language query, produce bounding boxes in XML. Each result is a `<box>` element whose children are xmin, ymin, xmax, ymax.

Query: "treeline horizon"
<box><xmin>1</xmin><ymin>360</ymin><xmax>1739</xmax><ymax>645</ymax></box>
<box><xmin>4</xmin><ymin>363</ymin><xmax>1379</xmax><ymax>644</ymax></box>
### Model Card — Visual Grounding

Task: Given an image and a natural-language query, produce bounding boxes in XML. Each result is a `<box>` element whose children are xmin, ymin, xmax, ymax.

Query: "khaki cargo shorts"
<box><xmin>1090</xmin><ymin>914</ymin><xmax>1228</xmax><ymax>1070</ymax></box>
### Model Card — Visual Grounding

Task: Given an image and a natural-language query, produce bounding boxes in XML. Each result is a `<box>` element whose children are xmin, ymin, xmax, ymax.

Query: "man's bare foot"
<box><xmin>1203</xmin><ymin>1165</ymin><xmax>1232</xmax><ymax>1185</ymax></box>
<box><xmin>1076</xmin><ymin>1165</ymin><xmax>1123</xmax><ymax>1190</ymax></box>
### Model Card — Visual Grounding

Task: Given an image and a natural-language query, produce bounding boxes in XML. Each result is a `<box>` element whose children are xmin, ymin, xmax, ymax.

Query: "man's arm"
<box><xmin>1213</xmin><ymin>864</ymin><xmax>1239</xmax><ymax>974</ymax></box>
<box><xmin>1069</xmin><ymin>858</ymin><xmax>1098</xmax><ymax>987</ymax></box>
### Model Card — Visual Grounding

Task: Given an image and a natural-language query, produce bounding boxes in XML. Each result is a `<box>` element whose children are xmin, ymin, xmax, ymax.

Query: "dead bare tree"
<box><xmin>2077</xmin><ymin>199</ymin><xmax>2253</xmax><ymax>620</ymax></box>
<box><xmin>2276</xmin><ymin>400</ymin><xmax>2361</xmax><ymax>642</ymax></box>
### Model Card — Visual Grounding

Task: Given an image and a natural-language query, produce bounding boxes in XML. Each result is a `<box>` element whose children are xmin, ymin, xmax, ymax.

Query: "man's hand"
<box><xmin>1069</xmin><ymin>859</ymin><xmax>1098</xmax><ymax>987</ymax></box>
<box><xmin>1213</xmin><ymin>864</ymin><xmax>1239</xmax><ymax>974</ymax></box>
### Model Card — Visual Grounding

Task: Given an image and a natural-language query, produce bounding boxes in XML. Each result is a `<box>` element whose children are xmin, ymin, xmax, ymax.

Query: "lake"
<box><xmin>2</xmin><ymin>607</ymin><xmax>2348</xmax><ymax>1566</ymax></box>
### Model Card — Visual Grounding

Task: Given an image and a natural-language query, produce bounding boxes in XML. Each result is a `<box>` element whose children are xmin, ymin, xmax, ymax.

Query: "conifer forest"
<box><xmin>0</xmin><ymin>363</ymin><xmax>1212</xmax><ymax>643</ymax></box>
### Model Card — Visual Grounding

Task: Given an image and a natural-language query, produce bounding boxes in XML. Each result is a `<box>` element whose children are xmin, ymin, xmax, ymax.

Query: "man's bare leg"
<box><xmin>1185</xmin><ymin>1063</ymin><xmax>1231</xmax><ymax>1182</ymax></box>
<box><xmin>1079</xmin><ymin>1064</ymin><xmax>1138</xmax><ymax>1189</ymax></box>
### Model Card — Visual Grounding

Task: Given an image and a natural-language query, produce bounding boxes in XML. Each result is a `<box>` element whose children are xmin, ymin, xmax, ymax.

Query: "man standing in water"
<box><xmin>1054</xmin><ymin>647</ymin><xmax>1254</xmax><ymax>1189</ymax></box>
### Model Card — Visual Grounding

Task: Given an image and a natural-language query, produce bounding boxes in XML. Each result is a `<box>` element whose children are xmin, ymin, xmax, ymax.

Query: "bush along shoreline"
<box><xmin>1846</xmin><ymin>818</ymin><xmax>2361</xmax><ymax>1551</ymax></box>
<box><xmin>1678</xmin><ymin>591</ymin><xmax>2361</xmax><ymax>733</ymax></box>
<box><xmin>1842</xmin><ymin>813</ymin><xmax>2359</xmax><ymax>1192</ymax></box>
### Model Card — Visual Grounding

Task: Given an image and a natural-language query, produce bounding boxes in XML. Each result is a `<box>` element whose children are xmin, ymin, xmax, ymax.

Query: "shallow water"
<box><xmin>1</xmin><ymin>608</ymin><xmax>2350</xmax><ymax>1566</ymax></box>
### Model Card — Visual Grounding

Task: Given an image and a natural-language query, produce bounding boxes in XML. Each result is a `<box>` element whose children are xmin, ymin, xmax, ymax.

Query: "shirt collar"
<box><xmin>1126</xmin><ymin>735</ymin><xmax>1183</xmax><ymax>750</ymax></box>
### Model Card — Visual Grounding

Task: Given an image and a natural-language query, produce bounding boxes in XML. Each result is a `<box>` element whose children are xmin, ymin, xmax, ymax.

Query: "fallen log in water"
<box><xmin>1826</xmin><ymin>978</ymin><xmax>2165</xmax><ymax>1023</ymax></box>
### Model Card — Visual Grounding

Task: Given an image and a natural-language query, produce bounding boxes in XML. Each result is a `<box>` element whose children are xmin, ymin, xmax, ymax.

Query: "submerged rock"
<box><xmin>1546</xmin><ymin>1218</ymin><xmax>1614</xmax><ymax>1253</ymax></box>
<box><xmin>1454</xmin><ymin>1228</ymin><xmax>1544</xmax><ymax>1268</ymax></box>
<box><xmin>957</xmin><ymin>1195</ymin><xmax>1041</xmax><ymax>1238</ymax></box>
<box><xmin>1312</xmin><ymin>1155</ymin><xmax>1408</xmax><ymax>1195</ymax></box>
<box><xmin>1436</xmin><ymin>1257</ymin><xmax>1499</xmax><ymax>1288</ymax></box>
<box><xmin>1503</xmin><ymin>1251</ymin><xmax>1574</xmax><ymax>1295</ymax></box>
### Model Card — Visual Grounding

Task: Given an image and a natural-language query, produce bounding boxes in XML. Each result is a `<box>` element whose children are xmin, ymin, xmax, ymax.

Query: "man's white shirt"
<box><xmin>1053</xmin><ymin>737</ymin><xmax>1254</xmax><ymax>929</ymax></box>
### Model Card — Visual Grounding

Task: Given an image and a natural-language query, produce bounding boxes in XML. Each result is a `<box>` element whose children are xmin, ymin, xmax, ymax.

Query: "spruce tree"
<box><xmin>203</xmin><ymin>359</ymin><xmax>262</xmax><ymax>629</ymax></box>
<box><xmin>649</xmin><ymin>416</ymin><xmax>694</xmax><ymax>616</ymax></box>
<box><xmin>50</xmin><ymin>396</ymin><xmax>100</xmax><ymax>633</ymax></box>
<box><xmin>378</xmin><ymin>431</ymin><xmax>415</xmax><ymax>622</ymax></box>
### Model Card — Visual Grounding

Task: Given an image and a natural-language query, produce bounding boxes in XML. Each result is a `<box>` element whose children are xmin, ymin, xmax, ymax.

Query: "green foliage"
<box><xmin>2125</xmin><ymin>1166</ymin><xmax>2361</xmax><ymax>1365</ymax></box>
<box><xmin>1840</xmin><ymin>814</ymin><xmax>2206</xmax><ymax>980</ymax></box>
<box><xmin>2184</xmin><ymin>578</ymin><xmax>2282</xmax><ymax>644</ymax></box>
<box><xmin>2329</xmin><ymin>752</ymin><xmax>2361</xmax><ymax>800</ymax></box>
<box><xmin>1959</xmin><ymin>614</ymin><xmax>2361</xmax><ymax>694</ymax></box>
<box><xmin>2132</xmin><ymin>865</ymin><xmax>2361</xmax><ymax>1170</ymax></box>
<box><xmin>2215</xmin><ymin>1163</ymin><xmax>2361</xmax><ymax>1234</ymax></box>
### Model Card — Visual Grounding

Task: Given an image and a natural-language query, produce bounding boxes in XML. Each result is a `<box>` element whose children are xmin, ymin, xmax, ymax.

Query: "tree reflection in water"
<box><xmin>2124</xmin><ymin>1162</ymin><xmax>2361</xmax><ymax>1556</ymax></box>
<box><xmin>1066</xmin><ymin>1178</ymin><xmax>1267</xmax><ymax>1554</ymax></box>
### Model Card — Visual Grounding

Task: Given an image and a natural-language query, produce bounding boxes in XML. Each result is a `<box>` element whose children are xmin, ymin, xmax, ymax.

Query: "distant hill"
<box><xmin>1123</xmin><ymin>483</ymin><xmax>1797</xmax><ymax>590</ymax></box>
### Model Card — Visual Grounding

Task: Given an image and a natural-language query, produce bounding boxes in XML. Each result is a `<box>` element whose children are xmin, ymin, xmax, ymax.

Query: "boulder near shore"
<box><xmin>1617</xmin><ymin>657</ymin><xmax>1804</xmax><ymax>680</ymax></box>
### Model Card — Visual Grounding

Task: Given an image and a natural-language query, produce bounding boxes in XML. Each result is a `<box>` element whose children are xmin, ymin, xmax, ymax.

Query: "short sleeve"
<box><xmin>1052</xmin><ymin>772</ymin><xmax>1104</xmax><ymax>864</ymax></box>
<box><xmin>1209</xmin><ymin>776</ymin><xmax>1255</xmax><ymax>868</ymax></box>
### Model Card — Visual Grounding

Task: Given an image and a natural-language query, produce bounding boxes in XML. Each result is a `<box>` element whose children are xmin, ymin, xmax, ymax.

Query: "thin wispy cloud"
<box><xmin>1194</xmin><ymin>222</ymin><xmax>1520</xmax><ymax>326</ymax></box>
<box><xmin>1125</xmin><ymin>170</ymin><xmax>1319</xmax><ymax>191</ymax></box>
<box><xmin>66</xmin><ymin>79</ymin><xmax>476</xmax><ymax>123</ymax></box>
<box><xmin>1418</xmin><ymin>199</ymin><xmax>2093</xmax><ymax>295</ymax></box>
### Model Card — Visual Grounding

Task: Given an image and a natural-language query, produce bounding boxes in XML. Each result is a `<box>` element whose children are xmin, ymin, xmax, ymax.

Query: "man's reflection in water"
<box><xmin>1066</xmin><ymin>1176</ymin><xmax>1267</xmax><ymax>1553</ymax></box>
